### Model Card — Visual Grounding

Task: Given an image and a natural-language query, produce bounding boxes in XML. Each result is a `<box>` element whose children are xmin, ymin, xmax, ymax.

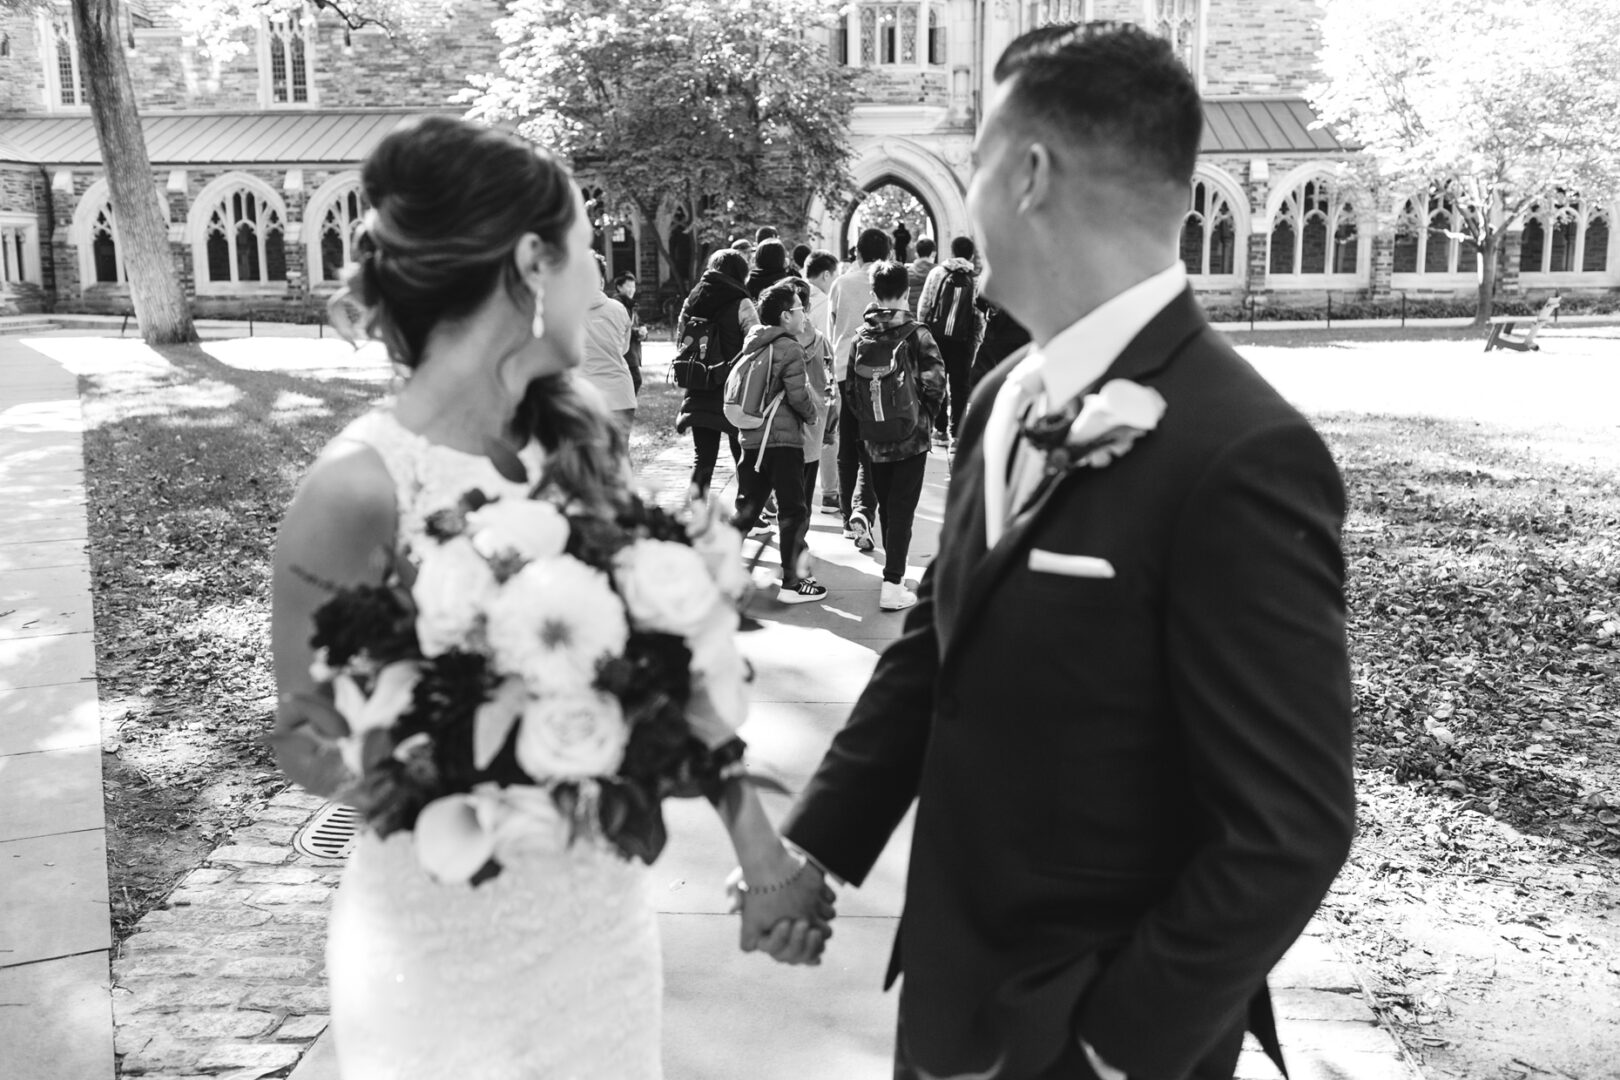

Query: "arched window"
<box><xmin>1028</xmin><ymin>0</ymin><xmax>1089</xmax><ymax>29</ymax></box>
<box><xmin>1153</xmin><ymin>0</ymin><xmax>1201</xmax><ymax>79</ymax></box>
<box><xmin>1392</xmin><ymin>191</ymin><xmax>1478</xmax><ymax>276</ymax></box>
<box><xmin>262</xmin><ymin>6</ymin><xmax>313</xmax><ymax>106</ymax></box>
<box><xmin>1269</xmin><ymin>175</ymin><xmax>1358</xmax><ymax>278</ymax></box>
<box><xmin>856</xmin><ymin>2</ymin><xmax>946</xmax><ymax>67</ymax></box>
<box><xmin>1180</xmin><ymin>177</ymin><xmax>1238</xmax><ymax>277</ymax></box>
<box><xmin>194</xmin><ymin>179</ymin><xmax>288</xmax><ymax>286</ymax></box>
<box><xmin>1520</xmin><ymin>195</ymin><xmax>1610</xmax><ymax>276</ymax></box>
<box><xmin>317</xmin><ymin>185</ymin><xmax>365</xmax><ymax>282</ymax></box>
<box><xmin>89</xmin><ymin>204</ymin><xmax>124</xmax><ymax>284</ymax></box>
<box><xmin>38</xmin><ymin>11</ymin><xmax>87</xmax><ymax>109</ymax></box>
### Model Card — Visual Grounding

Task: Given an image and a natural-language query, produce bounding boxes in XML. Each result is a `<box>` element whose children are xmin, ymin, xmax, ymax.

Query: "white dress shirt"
<box><xmin>981</xmin><ymin>262</ymin><xmax>1188</xmax><ymax>547</ymax></box>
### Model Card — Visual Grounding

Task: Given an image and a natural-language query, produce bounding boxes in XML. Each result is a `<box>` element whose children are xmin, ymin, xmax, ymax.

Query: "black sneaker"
<box><xmin>777</xmin><ymin>578</ymin><xmax>828</xmax><ymax>604</ymax></box>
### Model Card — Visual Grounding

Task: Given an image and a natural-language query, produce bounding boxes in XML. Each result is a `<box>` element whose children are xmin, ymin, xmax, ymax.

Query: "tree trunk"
<box><xmin>72</xmin><ymin>0</ymin><xmax>195</xmax><ymax>345</ymax></box>
<box><xmin>1473</xmin><ymin>228</ymin><xmax>1499</xmax><ymax>327</ymax></box>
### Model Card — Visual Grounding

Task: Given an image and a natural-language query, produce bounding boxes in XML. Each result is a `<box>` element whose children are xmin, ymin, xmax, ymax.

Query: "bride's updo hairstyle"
<box><xmin>334</xmin><ymin>115</ymin><xmax>626</xmax><ymax>509</ymax></box>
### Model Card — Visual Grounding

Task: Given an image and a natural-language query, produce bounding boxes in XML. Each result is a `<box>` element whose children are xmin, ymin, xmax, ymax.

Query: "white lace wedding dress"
<box><xmin>324</xmin><ymin>410</ymin><xmax>663</xmax><ymax>1080</ymax></box>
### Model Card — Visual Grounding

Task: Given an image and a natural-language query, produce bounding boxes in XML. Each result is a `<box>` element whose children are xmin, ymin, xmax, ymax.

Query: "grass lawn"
<box><xmin>67</xmin><ymin>325</ymin><xmax>1620</xmax><ymax>1075</ymax></box>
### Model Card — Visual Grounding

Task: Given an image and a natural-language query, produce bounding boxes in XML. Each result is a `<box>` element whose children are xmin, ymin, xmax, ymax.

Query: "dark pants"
<box><xmin>802</xmin><ymin>460</ymin><xmax>820</xmax><ymax>507</ymax></box>
<box><xmin>935</xmin><ymin>338</ymin><xmax>978</xmax><ymax>438</ymax></box>
<box><xmin>893</xmin><ymin>1013</ymin><xmax>1245</xmax><ymax>1080</ymax></box>
<box><xmin>735</xmin><ymin>446</ymin><xmax>810</xmax><ymax>587</ymax></box>
<box><xmin>837</xmin><ymin>382</ymin><xmax>876</xmax><ymax>522</ymax></box>
<box><xmin>868</xmin><ymin>452</ymin><xmax>927</xmax><ymax>585</ymax></box>
<box><xmin>689</xmin><ymin>425</ymin><xmax>746</xmax><ymax>511</ymax></box>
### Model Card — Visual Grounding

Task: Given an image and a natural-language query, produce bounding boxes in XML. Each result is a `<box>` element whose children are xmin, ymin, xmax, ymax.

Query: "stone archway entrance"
<box><xmin>843</xmin><ymin>176</ymin><xmax>939</xmax><ymax>261</ymax></box>
<box><xmin>809</xmin><ymin>136</ymin><xmax>972</xmax><ymax>261</ymax></box>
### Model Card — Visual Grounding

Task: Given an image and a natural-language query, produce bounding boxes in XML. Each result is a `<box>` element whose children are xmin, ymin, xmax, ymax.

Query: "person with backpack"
<box><xmin>731</xmin><ymin>280</ymin><xmax>825</xmax><ymax>604</ymax></box>
<box><xmin>918</xmin><ymin>235</ymin><xmax>984</xmax><ymax>447</ymax></box>
<box><xmin>745</xmin><ymin>238</ymin><xmax>792</xmax><ymax>301</ymax></box>
<box><xmin>906</xmin><ymin>237</ymin><xmax>937</xmax><ymax>314</ymax></box>
<box><xmin>788</xmin><ymin>276</ymin><xmax>836</xmax><ymax>511</ymax></box>
<box><xmin>674</xmin><ymin>249</ymin><xmax>759</xmax><ymax>507</ymax></box>
<box><xmin>846</xmin><ymin>260</ymin><xmax>945</xmax><ymax>612</ymax></box>
<box><xmin>827</xmin><ymin>228</ymin><xmax>889</xmax><ymax>551</ymax></box>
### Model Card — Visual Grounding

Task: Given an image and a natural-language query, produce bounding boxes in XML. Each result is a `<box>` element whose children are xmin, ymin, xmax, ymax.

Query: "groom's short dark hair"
<box><xmin>993</xmin><ymin>22</ymin><xmax>1202</xmax><ymax>187</ymax></box>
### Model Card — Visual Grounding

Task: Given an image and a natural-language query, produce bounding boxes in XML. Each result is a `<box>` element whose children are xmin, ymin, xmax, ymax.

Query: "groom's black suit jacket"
<box><xmin>782</xmin><ymin>289</ymin><xmax>1355</xmax><ymax>1080</ymax></box>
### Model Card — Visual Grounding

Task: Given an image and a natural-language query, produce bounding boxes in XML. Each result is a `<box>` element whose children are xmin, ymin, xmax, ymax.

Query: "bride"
<box><xmin>268</xmin><ymin>116</ymin><xmax>828</xmax><ymax>1078</ymax></box>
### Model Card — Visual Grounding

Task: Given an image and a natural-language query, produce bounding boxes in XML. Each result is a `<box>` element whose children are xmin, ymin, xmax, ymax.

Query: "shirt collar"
<box><xmin>1024</xmin><ymin>262</ymin><xmax>1187</xmax><ymax>407</ymax></box>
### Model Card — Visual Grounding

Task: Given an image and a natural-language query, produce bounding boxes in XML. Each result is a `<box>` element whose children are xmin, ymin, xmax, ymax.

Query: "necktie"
<box><xmin>1003</xmin><ymin>370</ymin><xmax>1048</xmax><ymax>525</ymax></box>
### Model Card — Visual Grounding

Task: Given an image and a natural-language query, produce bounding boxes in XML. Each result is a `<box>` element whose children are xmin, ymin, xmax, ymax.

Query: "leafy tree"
<box><xmin>1310</xmin><ymin>0</ymin><xmax>1620</xmax><ymax>324</ymax></box>
<box><xmin>463</xmin><ymin>0</ymin><xmax>856</xmax><ymax>296</ymax></box>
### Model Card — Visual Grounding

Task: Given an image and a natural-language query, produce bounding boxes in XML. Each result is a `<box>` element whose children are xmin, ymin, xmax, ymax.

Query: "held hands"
<box><xmin>726</xmin><ymin>855</ymin><xmax>837</xmax><ymax>966</ymax></box>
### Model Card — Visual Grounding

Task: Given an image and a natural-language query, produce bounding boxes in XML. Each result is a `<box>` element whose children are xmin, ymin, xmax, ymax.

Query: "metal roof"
<box><xmin>1201</xmin><ymin>98</ymin><xmax>1347</xmax><ymax>155</ymax></box>
<box><xmin>0</xmin><ymin>110</ymin><xmax>452</xmax><ymax>167</ymax></box>
<box><xmin>0</xmin><ymin>97</ymin><xmax>1345</xmax><ymax>169</ymax></box>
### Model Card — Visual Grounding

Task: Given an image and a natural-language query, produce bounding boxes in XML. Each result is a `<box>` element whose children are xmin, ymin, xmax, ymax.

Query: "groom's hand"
<box><xmin>726</xmin><ymin>862</ymin><xmax>837</xmax><ymax>964</ymax></box>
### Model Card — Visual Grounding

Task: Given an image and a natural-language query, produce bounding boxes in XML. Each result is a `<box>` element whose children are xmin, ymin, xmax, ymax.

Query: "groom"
<box><xmin>765</xmin><ymin>23</ymin><xmax>1356</xmax><ymax>1080</ymax></box>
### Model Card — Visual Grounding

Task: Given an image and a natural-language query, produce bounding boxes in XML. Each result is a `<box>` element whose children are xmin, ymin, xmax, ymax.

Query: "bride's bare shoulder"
<box><xmin>279</xmin><ymin>433</ymin><xmax>396</xmax><ymax>553</ymax></box>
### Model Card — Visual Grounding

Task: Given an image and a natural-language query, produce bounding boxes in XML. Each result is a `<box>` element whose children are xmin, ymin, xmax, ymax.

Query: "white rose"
<box><xmin>414</xmin><ymin>794</ymin><xmax>497</xmax><ymax>885</ymax></box>
<box><xmin>1066</xmin><ymin>379</ymin><xmax>1167</xmax><ymax>454</ymax></box>
<box><xmin>471</xmin><ymin>782</ymin><xmax>569</xmax><ymax>861</ymax></box>
<box><xmin>467</xmin><ymin>498</ymin><xmax>570</xmax><ymax>565</ymax></box>
<box><xmin>614</xmin><ymin>539</ymin><xmax>726</xmax><ymax>636</ymax></box>
<box><xmin>516</xmin><ymin>689</ymin><xmax>629</xmax><ymax>779</ymax></box>
<box><xmin>484</xmin><ymin>556</ymin><xmax>629</xmax><ymax>692</ymax></box>
<box><xmin>688</xmin><ymin>518</ymin><xmax>751</xmax><ymax>602</ymax></box>
<box><xmin>412</xmin><ymin>536</ymin><xmax>497</xmax><ymax>657</ymax></box>
<box><xmin>686</xmin><ymin>607</ymin><xmax>748</xmax><ymax>745</ymax></box>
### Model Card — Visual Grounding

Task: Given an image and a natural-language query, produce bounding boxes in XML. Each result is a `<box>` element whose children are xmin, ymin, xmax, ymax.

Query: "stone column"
<box><xmin>1499</xmin><ymin>225</ymin><xmax>1524</xmax><ymax>297</ymax></box>
<box><xmin>1244</xmin><ymin>159</ymin><xmax>1271</xmax><ymax>305</ymax></box>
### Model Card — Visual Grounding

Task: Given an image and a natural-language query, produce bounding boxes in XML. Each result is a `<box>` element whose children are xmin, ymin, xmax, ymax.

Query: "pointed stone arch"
<box><xmin>809</xmin><ymin>137</ymin><xmax>971</xmax><ymax>254</ymax></box>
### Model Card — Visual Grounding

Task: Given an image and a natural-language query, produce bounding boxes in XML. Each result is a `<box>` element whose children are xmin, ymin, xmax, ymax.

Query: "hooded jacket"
<box><xmin>675</xmin><ymin>269</ymin><xmax>759</xmax><ymax>434</ymax></box>
<box><xmin>737</xmin><ymin>324</ymin><xmax>818</xmax><ymax>453</ymax></box>
<box><xmin>847</xmin><ymin>303</ymin><xmax>946</xmax><ymax>463</ymax></box>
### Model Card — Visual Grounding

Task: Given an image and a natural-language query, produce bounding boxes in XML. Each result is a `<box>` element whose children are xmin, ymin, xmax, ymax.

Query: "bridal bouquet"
<box><xmin>299</xmin><ymin>484</ymin><xmax>767</xmax><ymax>885</ymax></box>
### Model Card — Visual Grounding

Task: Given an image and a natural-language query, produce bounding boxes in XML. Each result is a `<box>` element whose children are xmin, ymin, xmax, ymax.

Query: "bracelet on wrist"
<box><xmin>744</xmin><ymin>860</ymin><xmax>808</xmax><ymax>895</ymax></box>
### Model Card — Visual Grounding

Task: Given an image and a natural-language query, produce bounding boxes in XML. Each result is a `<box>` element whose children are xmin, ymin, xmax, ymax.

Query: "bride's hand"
<box><xmin>727</xmin><ymin>858</ymin><xmax>837</xmax><ymax>965</ymax></box>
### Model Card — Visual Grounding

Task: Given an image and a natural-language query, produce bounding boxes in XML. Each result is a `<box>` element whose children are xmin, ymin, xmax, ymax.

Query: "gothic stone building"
<box><xmin>1</xmin><ymin>0</ymin><xmax>1614</xmax><ymax>319</ymax></box>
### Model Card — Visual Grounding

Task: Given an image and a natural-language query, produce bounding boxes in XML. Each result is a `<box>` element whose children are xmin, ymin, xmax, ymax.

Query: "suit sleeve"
<box><xmin>781</xmin><ymin>566</ymin><xmax>941</xmax><ymax>886</ymax></box>
<box><xmin>1077</xmin><ymin>421</ymin><xmax>1356</xmax><ymax>1080</ymax></box>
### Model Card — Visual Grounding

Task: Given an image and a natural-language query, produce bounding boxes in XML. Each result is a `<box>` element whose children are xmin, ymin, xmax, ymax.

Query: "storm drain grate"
<box><xmin>293</xmin><ymin>802</ymin><xmax>362</xmax><ymax>860</ymax></box>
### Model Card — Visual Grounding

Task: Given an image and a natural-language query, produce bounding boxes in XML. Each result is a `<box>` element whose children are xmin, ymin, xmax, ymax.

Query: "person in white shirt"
<box><xmin>578</xmin><ymin>255</ymin><xmax>635</xmax><ymax>444</ymax></box>
<box><xmin>825</xmin><ymin>228</ymin><xmax>889</xmax><ymax>548</ymax></box>
<box><xmin>804</xmin><ymin>250</ymin><xmax>841</xmax><ymax>510</ymax></box>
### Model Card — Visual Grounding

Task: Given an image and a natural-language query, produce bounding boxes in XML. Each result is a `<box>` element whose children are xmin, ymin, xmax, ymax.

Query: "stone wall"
<box><xmin>855</xmin><ymin>67</ymin><xmax>950</xmax><ymax>108</ymax></box>
<box><xmin>1201</xmin><ymin>0</ymin><xmax>1323</xmax><ymax>95</ymax></box>
<box><xmin>0</xmin><ymin>164</ymin><xmax>51</xmax><ymax>314</ymax></box>
<box><xmin>1</xmin><ymin>1</ymin><xmax>505</xmax><ymax>115</ymax></box>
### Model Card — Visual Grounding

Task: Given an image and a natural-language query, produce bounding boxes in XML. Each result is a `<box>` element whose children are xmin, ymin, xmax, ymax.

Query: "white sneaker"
<box><xmin>880</xmin><ymin>581</ymin><xmax>918</xmax><ymax>611</ymax></box>
<box><xmin>848</xmin><ymin>512</ymin><xmax>875</xmax><ymax>552</ymax></box>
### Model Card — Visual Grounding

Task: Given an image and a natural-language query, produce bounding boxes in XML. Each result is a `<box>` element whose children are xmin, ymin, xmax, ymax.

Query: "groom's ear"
<box><xmin>1018</xmin><ymin>142</ymin><xmax>1054</xmax><ymax>217</ymax></box>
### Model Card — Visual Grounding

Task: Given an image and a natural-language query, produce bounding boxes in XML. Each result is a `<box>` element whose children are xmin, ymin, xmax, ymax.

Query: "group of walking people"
<box><xmin>673</xmin><ymin>222</ymin><xmax>1030</xmax><ymax>611</ymax></box>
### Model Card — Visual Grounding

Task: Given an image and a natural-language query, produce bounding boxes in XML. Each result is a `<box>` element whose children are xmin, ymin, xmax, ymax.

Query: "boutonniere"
<box><xmin>1021</xmin><ymin>379</ymin><xmax>1168</xmax><ymax>474</ymax></box>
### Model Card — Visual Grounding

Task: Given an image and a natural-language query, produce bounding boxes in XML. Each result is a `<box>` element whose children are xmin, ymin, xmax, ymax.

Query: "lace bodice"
<box><xmin>336</xmin><ymin>408</ymin><xmax>547</xmax><ymax>558</ymax></box>
<box><xmin>324</xmin><ymin>408</ymin><xmax>662</xmax><ymax>1079</ymax></box>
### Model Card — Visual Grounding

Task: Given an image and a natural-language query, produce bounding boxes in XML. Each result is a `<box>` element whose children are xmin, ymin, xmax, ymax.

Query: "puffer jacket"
<box><xmin>845</xmin><ymin>303</ymin><xmax>945</xmax><ymax>463</ymax></box>
<box><xmin>675</xmin><ymin>270</ymin><xmax>758</xmax><ymax>434</ymax></box>
<box><xmin>737</xmin><ymin>325</ymin><xmax>818</xmax><ymax>453</ymax></box>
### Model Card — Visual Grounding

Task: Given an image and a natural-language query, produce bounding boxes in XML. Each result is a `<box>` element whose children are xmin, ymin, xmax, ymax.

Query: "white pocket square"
<box><xmin>1027</xmin><ymin>550</ymin><xmax>1116</xmax><ymax>578</ymax></box>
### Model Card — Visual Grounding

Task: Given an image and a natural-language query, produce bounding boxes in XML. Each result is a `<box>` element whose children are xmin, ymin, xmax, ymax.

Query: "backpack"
<box><xmin>722</xmin><ymin>336</ymin><xmax>784</xmax><ymax>432</ymax></box>
<box><xmin>926</xmin><ymin>267</ymin><xmax>976</xmax><ymax>343</ymax></box>
<box><xmin>671</xmin><ymin>313</ymin><xmax>731</xmax><ymax>391</ymax></box>
<box><xmin>847</xmin><ymin>324</ymin><xmax>921</xmax><ymax>443</ymax></box>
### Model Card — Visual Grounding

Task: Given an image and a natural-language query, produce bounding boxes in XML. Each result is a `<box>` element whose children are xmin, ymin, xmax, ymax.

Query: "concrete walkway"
<box><xmin>0</xmin><ymin>338</ymin><xmax>114</xmax><ymax>1080</ymax></box>
<box><xmin>1</xmin><ymin>331</ymin><xmax>1420</xmax><ymax>1079</ymax></box>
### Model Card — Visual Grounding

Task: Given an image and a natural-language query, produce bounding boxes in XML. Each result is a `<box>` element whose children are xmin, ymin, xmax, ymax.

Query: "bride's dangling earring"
<box><xmin>529</xmin><ymin>275</ymin><xmax>546</xmax><ymax>340</ymax></box>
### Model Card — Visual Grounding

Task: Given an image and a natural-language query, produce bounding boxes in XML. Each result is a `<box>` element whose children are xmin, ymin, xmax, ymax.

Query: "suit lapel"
<box><xmin>940</xmin><ymin>289</ymin><xmax>1208</xmax><ymax>669</ymax></box>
